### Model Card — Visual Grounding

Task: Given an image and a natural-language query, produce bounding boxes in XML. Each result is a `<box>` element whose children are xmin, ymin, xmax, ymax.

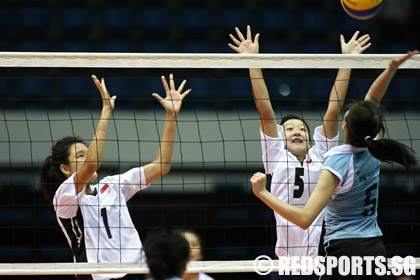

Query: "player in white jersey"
<box><xmin>229</xmin><ymin>25</ymin><xmax>371</xmax><ymax>265</ymax></box>
<box><xmin>251</xmin><ymin>51</ymin><xmax>418</xmax><ymax>279</ymax></box>
<box><xmin>41</xmin><ymin>74</ymin><xmax>191</xmax><ymax>280</ymax></box>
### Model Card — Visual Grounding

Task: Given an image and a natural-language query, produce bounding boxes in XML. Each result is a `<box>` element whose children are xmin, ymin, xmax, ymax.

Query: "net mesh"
<box><xmin>0</xmin><ymin>53</ymin><xmax>419</xmax><ymax>278</ymax></box>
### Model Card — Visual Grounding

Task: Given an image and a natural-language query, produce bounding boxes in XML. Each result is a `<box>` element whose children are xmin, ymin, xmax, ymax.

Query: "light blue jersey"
<box><xmin>322</xmin><ymin>144</ymin><xmax>383</xmax><ymax>243</ymax></box>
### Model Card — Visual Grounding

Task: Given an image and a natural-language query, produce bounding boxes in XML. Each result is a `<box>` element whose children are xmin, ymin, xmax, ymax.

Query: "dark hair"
<box><xmin>40</xmin><ymin>136</ymin><xmax>86</xmax><ymax>204</ymax></box>
<box><xmin>280</xmin><ymin>114</ymin><xmax>312</xmax><ymax>143</ymax></box>
<box><xmin>144</xmin><ymin>227</ymin><xmax>190</xmax><ymax>280</ymax></box>
<box><xmin>345</xmin><ymin>100</ymin><xmax>417</xmax><ymax>171</ymax></box>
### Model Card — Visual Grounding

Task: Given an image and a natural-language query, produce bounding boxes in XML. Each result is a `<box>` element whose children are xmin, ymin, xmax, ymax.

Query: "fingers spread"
<box><xmin>357</xmin><ymin>34</ymin><xmax>370</xmax><ymax>42</ymax></box>
<box><xmin>351</xmin><ymin>30</ymin><xmax>360</xmax><ymax>41</ymax></box>
<box><xmin>177</xmin><ymin>79</ymin><xmax>187</xmax><ymax>93</ymax></box>
<box><xmin>161</xmin><ymin>75</ymin><xmax>169</xmax><ymax>93</ymax></box>
<box><xmin>235</xmin><ymin>27</ymin><xmax>246</xmax><ymax>41</ymax></box>
<box><xmin>181</xmin><ymin>88</ymin><xmax>192</xmax><ymax>99</ymax></box>
<box><xmin>254</xmin><ymin>33</ymin><xmax>260</xmax><ymax>45</ymax></box>
<box><xmin>246</xmin><ymin>25</ymin><xmax>252</xmax><ymax>40</ymax></box>
<box><xmin>152</xmin><ymin>93</ymin><xmax>163</xmax><ymax>101</ymax></box>
<box><xmin>360</xmin><ymin>43</ymin><xmax>371</xmax><ymax>52</ymax></box>
<box><xmin>228</xmin><ymin>43</ymin><xmax>240</xmax><ymax>53</ymax></box>
<box><xmin>359</xmin><ymin>36</ymin><xmax>371</xmax><ymax>46</ymax></box>
<box><xmin>169</xmin><ymin>73</ymin><xmax>175</xmax><ymax>91</ymax></box>
<box><xmin>229</xmin><ymin>34</ymin><xmax>241</xmax><ymax>46</ymax></box>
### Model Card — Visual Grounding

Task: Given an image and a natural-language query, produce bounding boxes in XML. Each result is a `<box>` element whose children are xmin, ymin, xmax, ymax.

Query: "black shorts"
<box><xmin>322</xmin><ymin>236</ymin><xmax>388</xmax><ymax>280</ymax></box>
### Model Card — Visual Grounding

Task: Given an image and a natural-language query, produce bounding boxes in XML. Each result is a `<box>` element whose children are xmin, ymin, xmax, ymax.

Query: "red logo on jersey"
<box><xmin>100</xmin><ymin>184</ymin><xmax>109</xmax><ymax>194</ymax></box>
<box><xmin>306</xmin><ymin>159</ymin><xmax>312</xmax><ymax>164</ymax></box>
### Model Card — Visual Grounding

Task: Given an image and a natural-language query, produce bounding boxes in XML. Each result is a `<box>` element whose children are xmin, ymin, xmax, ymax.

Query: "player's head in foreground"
<box><xmin>144</xmin><ymin>227</ymin><xmax>190</xmax><ymax>280</ymax></box>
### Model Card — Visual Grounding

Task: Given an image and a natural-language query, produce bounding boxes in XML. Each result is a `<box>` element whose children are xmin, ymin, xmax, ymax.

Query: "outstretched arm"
<box><xmin>322</xmin><ymin>31</ymin><xmax>371</xmax><ymax>139</ymax></box>
<box><xmin>251</xmin><ymin>170</ymin><xmax>338</xmax><ymax>229</ymax></box>
<box><xmin>143</xmin><ymin>74</ymin><xmax>191</xmax><ymax>184</ymax></box>
<box><xmin>365</xmin><ymin>50</ymin><xmax>419</xmax><ymax>106</ymax></box>
<box><xmin>74</xmin><ymin>75</ymin><xmax>116</xmax><ymax>193</ymax></box>
<box><xmin>229</xmin><ymin>25</ymin><xmax>278</xmax><ymax>138</ymax></box>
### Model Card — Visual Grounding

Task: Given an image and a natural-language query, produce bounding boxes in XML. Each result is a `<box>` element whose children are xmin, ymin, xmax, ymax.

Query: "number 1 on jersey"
<box><xmin>293</xmin><ymin>167</ymin><xmax>304</xmax><ymax>198</ymax></box>
<box><xmin>101</xmin><ymin>208</ymin><xmax>113</xmax><ymax>239</ymax></box>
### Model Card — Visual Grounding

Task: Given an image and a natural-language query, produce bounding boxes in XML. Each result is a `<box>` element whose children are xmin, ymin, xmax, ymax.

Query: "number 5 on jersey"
<box><xmin>293</xmin><ymin>167</ymin><xmax>304</xmax><ymax>198</ymax></box>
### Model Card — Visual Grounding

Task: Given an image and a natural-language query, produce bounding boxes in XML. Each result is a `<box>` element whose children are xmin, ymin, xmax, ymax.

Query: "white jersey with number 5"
<box><xmin>54</xmin><ymin>167</ymin><xmax>149</xmax><ymax>280</ymax></box>
<box><xmin>261</xmin><ymin>125</ymin><xmax>338</xmax><ymax>257</ymax></box>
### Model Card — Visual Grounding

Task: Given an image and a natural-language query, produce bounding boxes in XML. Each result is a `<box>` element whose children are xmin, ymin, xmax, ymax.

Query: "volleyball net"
<box><xmin>0</xmin><ymin>52</ymin><xmax>419</xmax><ymax>277</ymax></box>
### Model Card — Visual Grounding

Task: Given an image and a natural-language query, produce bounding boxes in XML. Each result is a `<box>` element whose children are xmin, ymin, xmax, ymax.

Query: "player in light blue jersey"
<box><xmin>251</xmin><ymin>51</ymin><xmax>418</xmax><ymax>279</ymax></box>
<box><xmin>322</xmin><ymin>141</ymin><xmax>382</xmax><ymax>243</ymax></box>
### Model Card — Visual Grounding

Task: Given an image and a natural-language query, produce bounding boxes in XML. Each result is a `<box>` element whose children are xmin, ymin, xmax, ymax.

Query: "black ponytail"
<box><xmin>345</xmin><ymin>100</ymin><xmax>417</xmax><ymax>172</ymax></box>
<box><xmin>365</xmin><ymin>137</ymin><xmax>417</xmax><ymax>172</ymax></box>
<box><xmin>40</xmin><ymin>137</ymin><xmax>86</xmax><ymax>204</ymax></box>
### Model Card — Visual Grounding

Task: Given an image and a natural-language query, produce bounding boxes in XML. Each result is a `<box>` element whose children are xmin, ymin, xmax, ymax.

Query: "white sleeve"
<box><xmin>260</xmin><ymin>124</ymin><xmax>284</xmax><ymax>175</ymax></box>
<box><xmin>102</xmin><ymin>167</ymin><xmax>149</xmax><ymax>201</ymax></box>
<box><xmin>53</xmin><ymin>173</ymin><xmax>85</xmax><ymax>219</ymax></box>
<box><xmin>312</xmin><ymin>126</ymin><xmax>339</xmax><ymax>161</ymax></box>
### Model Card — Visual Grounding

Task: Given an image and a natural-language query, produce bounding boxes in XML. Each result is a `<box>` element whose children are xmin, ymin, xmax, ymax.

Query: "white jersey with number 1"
<box><xmin>261</xmin><ymin>125</ymin><xmax>338</xmax><ymax>257</ymax></box>
<box><xmin>54</xmin><ymin>167</ymin><xmax>149</xmax><ymax>280</ymax></box>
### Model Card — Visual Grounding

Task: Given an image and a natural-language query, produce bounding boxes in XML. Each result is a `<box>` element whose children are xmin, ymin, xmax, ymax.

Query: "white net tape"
<box><xmin>0</xmin><ymin>259</ymin><xmax>419</xmax><ymax>275</ymax></box>
<box><xmin>1</xmin><ymin>53</ymin><xmax>418</xmax><ymax>276</ymax></box>
<box><xmin>1</xmin><ymin>52</ymin><xmax>420</xmax><ymax>69</ymax></box>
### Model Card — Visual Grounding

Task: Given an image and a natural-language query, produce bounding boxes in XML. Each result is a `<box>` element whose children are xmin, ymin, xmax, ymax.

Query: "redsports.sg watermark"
<box><xmin>253</xmin><ymin>255</ymin><xmax>416</xmax><ymax>276</ymax></box>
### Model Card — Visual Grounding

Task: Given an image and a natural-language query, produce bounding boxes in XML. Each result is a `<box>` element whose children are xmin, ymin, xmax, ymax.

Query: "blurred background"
<box><xmin>0</xmin><ymin>0</ymin><xmax>420</xmax><ymax>110</ymax></box>
<box><xmin>0</xmin><ymin>1</ymin><xmax>419</xmax><ymax>279</ymax></box>
<box><xmin>0</xmin><ymin>0</ymin><xmax>418</xmax><ymax>54</ymax></box>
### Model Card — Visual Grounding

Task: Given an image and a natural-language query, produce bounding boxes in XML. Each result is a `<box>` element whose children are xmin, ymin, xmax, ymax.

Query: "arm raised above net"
<box><xmin>322</xmin><ymin>31</ymin><xmax>371</xmax><ymax>139</ymax></box>
<box><xmin>72</xmin><ymin>75</ymin><xmax>116</xmax><ymax>193</ymax></box>
<box><xmin>142</xmin><ymin>74</ymin><xmax>191</xmax><ymax>184</ymax></box>
<box><xmin>229</xmin><ymin>25</ymin><xmax>278</xmax><ymax>138</ymax></box>
<box><xmin>365</xmin><ymin>50</ymin><xmax>419</xmax><ymax>107</ymax></box>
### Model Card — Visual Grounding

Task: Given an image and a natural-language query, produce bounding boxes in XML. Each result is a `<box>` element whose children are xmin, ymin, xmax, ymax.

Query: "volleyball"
<box><xmin>340</xmin><ymin>0</ymin><xmax>383</xmax><ymax>20</ymax></box>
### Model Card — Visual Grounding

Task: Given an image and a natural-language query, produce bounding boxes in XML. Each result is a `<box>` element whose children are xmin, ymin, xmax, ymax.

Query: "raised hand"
<box><xmin>389</xmin><ymin>50</ymin><xmax>419</xmax><ymax>70</ymax></box>
<box><xmin>340</xmin><ymin>30</ymin><xmax>371</xmax><ymax>55</ymax></box>
<box><xmin>152</xmin><ymin>74</ymin><xmax>191</xmax><ymax>117</ymax></box>
<box><xmin>228</xmin><ymin>25</ymin><xmax>260</xmax><ymax>54</ymax></box>
<box><xmin>91</xmin><ymin>75</ymin><xmax>117</xmax><ymax>112</ymax></box>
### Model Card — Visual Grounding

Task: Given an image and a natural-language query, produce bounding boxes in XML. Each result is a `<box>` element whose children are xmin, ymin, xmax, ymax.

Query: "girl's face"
<box><xmin>184</xmin><ymin>232</ymin><xmax>203</xmax><ymax>261</ymax></box>
<box><xmin>282</xmin><ymin>119</ymin><xmax>310</xmax><ymax>159</ymax></box>
<box><xmin>62</xmin><ymin>142</ymin><xmax>98</xmax><ymax>182</ymax></box>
